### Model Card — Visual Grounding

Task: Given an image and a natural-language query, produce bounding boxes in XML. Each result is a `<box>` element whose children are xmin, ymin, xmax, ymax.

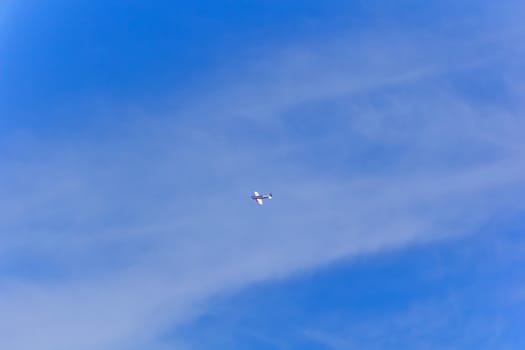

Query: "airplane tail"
<box><xmin>268</xmin><ymin>193</ymin><xmax>273</xmax><ymax>199</ymax></box>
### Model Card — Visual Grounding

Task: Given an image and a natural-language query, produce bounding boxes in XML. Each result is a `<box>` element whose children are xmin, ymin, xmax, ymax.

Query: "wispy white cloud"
<box><xmin>1</xmin><ymin>8</ymin><xmax>525</xmax><ymax>349</ymax></box>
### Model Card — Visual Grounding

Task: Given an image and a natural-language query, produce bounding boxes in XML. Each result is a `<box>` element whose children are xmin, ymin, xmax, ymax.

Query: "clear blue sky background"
<box><xmin>1</xmin><ymin>1</ymin><xmax>525</xmax><ymax>349</ymax></box>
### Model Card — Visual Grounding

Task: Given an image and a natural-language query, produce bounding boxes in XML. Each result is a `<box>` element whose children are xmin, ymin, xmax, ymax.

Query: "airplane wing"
<box><xmin>256</xmin><ymin>198</ymin><xmax>263</xmax><ymax>205</ymax></box>
<box><xmin>253</xmin><ymin>191</ymin><xmax>260</xmax><ymax>196</ymax></box>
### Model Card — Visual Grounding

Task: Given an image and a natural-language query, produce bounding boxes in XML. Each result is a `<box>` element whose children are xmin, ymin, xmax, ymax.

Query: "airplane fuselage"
<box><xmin>251</xmin><ymin>195</ymin><xmax>271</xmax><ymax>200</ymax></box>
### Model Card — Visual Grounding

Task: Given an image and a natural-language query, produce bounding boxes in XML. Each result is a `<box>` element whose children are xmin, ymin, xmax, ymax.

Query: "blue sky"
<box><xmin>1</xmin><ymin>1</ymin><xmax>525</xmax><ymax>349</ymax></box>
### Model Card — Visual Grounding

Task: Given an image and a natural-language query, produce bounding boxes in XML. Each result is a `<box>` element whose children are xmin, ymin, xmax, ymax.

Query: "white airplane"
<box><xmin>251</xmin><ymin>191</ymin><xmax>273</xmax><ymax>205</ymax></box>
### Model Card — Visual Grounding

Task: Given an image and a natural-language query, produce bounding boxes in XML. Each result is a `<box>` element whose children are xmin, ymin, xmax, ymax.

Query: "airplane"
<box><xmin>251</xmin><ymin>191</ymin><xmax>273</xmax><ymax>205</ymax></box>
